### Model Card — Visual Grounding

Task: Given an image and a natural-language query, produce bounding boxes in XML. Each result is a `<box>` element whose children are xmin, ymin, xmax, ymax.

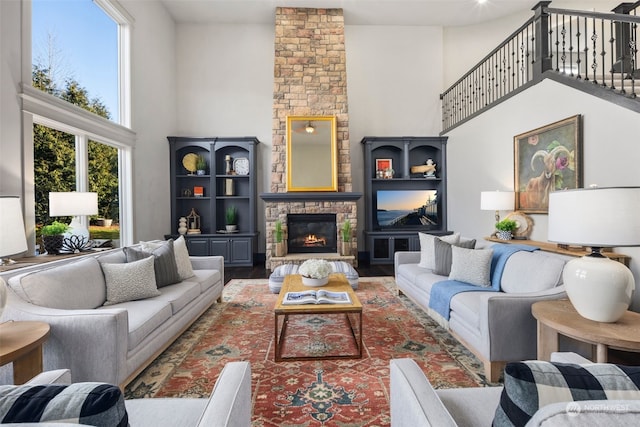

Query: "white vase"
<box><xmin>301</xmin><ymin>276</ymin><xmax>329</xmax><ymax>287</ymax></box>
<box><xmin>178</xmin><ymin>217</ymin><xmax>188</xmax><ymax>235</ymax></box>
<box><xmin>564</xmin><ymin>255</ymin><xmax>635</xmax><ymax>322</ymax></box>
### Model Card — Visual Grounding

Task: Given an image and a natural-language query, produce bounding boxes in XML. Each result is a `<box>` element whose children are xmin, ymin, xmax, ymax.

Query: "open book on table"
<box><xmin>282</xmin><ymin>289</ymin><xmax>351</xmax><ymax>305</ymax></box>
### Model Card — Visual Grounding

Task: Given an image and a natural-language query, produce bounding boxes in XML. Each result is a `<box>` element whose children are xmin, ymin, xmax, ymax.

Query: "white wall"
<box><xmin>120</xmin><ymin>0</ymin><xmax>177</xmax><ymax>241</ymax></box>
<box><xmin>0</xmin><ymin>0</ymin><xmax>25</xmax><ymax>198</ymax></box>
<box><xmin>174</xmin><ymin>23</ymin><xmax>274</xmax><ymax>249</ymax></box>
<box><xmin>346</xmin><ymin>25</ymin><xmax>444</xmax><ymax>247</ymax></box>
<box><xmin>445</xmin><ymin>78</ymin><xmax>640</xmax><ymax>310</ymax></box>
<box><xmin>174</xmin><ymin>23</ymin><xmax>444</xmax><ymax>252</ymax></box>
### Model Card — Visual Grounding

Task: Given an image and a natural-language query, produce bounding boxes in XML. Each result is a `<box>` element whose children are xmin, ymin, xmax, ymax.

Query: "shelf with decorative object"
<box><xmin>168</xmin><ymin>136</ymin><xmax>260</xmax><ymax>266</ymax></box>
<box><xmin>361</xmin><ymin>136</ymin><xmax>449</xmax><ymax>264</ymax></box>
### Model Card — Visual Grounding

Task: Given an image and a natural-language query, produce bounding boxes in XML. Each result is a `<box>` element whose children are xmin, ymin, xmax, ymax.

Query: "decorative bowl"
<box><xmin>301</xmin><ymin>276</ymin><xmax>329</xmax><ymax>287</ymax></box>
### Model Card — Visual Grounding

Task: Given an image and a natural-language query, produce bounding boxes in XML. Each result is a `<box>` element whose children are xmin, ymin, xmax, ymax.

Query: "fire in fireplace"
<box><xmin>287</xmin><ymin>213</ymin><xmax>337</xmax><ymax>254</ymax></box>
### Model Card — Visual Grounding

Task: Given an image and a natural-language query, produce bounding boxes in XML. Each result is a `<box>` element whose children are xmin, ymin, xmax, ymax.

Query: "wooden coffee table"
<box><xmin>274</xmin><ymin>273</ymin><xmax>362</xmax><ymax>362</ymax></box>
<box><xmin>0</xmin><ymin>321</ymin><xmax>50</xmax><ymax>384</ymax></box>
<box><xmin>532</xmin><ymin>299</ymin><xmax>640</xmax><ymax>362</ymax></box>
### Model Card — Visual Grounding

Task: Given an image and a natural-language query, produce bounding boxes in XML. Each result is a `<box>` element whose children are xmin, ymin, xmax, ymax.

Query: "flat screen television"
<box><xmin>375</xmin><ymin>189</ymin><xmax>438</xmax><ymax>230</ymax></box>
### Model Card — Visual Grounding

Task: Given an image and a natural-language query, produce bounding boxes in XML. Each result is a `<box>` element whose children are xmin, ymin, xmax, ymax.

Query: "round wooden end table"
<box><xmin>0</xmin><ymin>321</ymin><xmax>50</xmax><ymax>384</ymax></box>
<box><xmin>532</xmin><ymin>299</ymin><xmax>640</xmax><ymax>363</ymax></box>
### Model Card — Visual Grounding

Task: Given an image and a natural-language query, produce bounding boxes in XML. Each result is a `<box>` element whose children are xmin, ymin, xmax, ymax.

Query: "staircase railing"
<box><xmin>441</xmin><ymin>1</ymin><xmax>640</xmax><ymax>133</ymax></box>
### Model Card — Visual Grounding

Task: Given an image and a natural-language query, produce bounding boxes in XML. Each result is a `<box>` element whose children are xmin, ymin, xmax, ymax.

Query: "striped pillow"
<box><xmin>493</xmin><ymin>360</ymin><xmax>640</xmax><ymax>427</ymax></box>
<box><xmin>125</xmin><ymin>239</ymin><xmax>180</xmax><ymax>288</ymax></box>
<box><xmin>0</xmin><ymin>382</ymin><xmax>128</xmax><ymax>426</ymax></box>
<box><xmin>433</xmin><ymin>238</ymin><xmax>476</xmax><ymax>276</ymax></box>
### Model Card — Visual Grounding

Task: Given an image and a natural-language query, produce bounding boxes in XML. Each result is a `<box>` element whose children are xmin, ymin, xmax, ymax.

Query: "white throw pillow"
<box><xmin>141</xmin><ymin>237</ymin><xmax>194</xmax><ymax>281</ymax></box>
<box><xmin>448</xmin><ymin>246</ymin><xmax>493</xmax><ymax>287</ymax></box>
<box><xmin>173</xmin><ymin>235</ymin><xmax>195</xmax><ymax>280</ymax></box>
<box><xmin>418</xmin><ymin>232</ymin><xmax>460</xmax><ymax>269</ymax></box>
<box><xmin>101</xmin><ymin>256</ymin><xmax>159</xmax><ymax>306</ymax></box>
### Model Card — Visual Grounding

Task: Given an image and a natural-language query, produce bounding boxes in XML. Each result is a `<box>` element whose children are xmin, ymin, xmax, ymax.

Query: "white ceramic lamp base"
<box><xmin>563</xmin><ymin>255</ymin><xmax>635</xmax><ymax>323</ymax></box>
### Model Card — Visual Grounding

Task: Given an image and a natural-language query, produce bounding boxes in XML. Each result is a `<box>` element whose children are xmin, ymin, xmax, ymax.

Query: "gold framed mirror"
<box><xmin>286</xmin><ymin>115</ymin><xmax>338</xmax><ymax>192</ymax></box>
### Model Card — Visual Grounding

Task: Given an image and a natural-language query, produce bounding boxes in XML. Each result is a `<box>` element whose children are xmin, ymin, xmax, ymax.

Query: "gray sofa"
<box><xmin>390</xmin><ymin>353</ymin><xmax>640</xmax><ymax>426</ymax></box>
<box><xmin>0</xmin><ymin>243</ymin><xmax>224</xmax><ymax>388</ymax></box>
<box><xmin>394</xmin><ymin>241</ymin><xmax>570</xmax><ymax>382</ymax></box>
<box><xmin>0</xmin><ymin>361</ymin><xmax>251</xmax><ymax>427</ymax></box>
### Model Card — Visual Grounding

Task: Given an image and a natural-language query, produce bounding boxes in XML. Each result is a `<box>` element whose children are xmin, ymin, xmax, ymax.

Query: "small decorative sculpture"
<box><xmin>410</xmin><ymin>159</ymin><xmax>436</xmax><ymax>178</ymax></box>
<box><xmin>178</xmin><ymin>217</ymin><xmax>188</xmax><ymax>235</ymax></box>
<box><xmin>424</xmin><ymin>158</ymin><xmax>436</xmax><ymax>178</ymax></box>
<box><xmin>225</xmin><ymin>155</ymin><xmax>232</xmax><ymax>175</ymax></box>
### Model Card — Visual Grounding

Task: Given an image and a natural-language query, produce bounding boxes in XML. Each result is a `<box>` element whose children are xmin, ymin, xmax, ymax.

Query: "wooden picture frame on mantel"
<box><xmin>514</xmin><ymin>115</ymin><xmax>583</xmax><ymax>213</ymax></box>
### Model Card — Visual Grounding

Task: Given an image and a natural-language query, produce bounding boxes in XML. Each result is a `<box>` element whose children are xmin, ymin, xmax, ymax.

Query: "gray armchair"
<box><xmin>0</xmin><ymin>361</ymin><xmax>251</xmax><ymax>427</ymax></box>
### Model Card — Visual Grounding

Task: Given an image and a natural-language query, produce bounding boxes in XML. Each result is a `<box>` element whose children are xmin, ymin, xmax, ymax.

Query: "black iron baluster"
<box><xmin>590</xmin><ymin>17</ymin><xmax>598</xmax><ymax>84</ymax></box>
<box><xmin>610</xmin><ymin>20</ymin><xmax>616</xmax><ymax>90</ymax></box>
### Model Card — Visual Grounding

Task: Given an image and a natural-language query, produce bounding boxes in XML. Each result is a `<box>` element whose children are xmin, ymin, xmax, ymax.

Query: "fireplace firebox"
<box><xmin>287</xmin><ymin>214</ymin><xmax>337</xmax><ymax>254</ymax></box>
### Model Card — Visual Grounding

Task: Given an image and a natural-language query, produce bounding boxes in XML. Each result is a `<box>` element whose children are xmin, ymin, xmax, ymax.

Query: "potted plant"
<box><xmin>41</xmin><ymin>221</ymin><xmax>70</xmax><ymax>254</ymax></box>
<box><xmin>495</xmin><ymin>218</ymin><xmax>517</xmax><ymax>240</ymax></box>
<box><xmin>339</xmin><ymin>219</ymin><xmax>352</xmax><ymax>256</ymax></box>
<box><xmin>196</xmin><ymin>154</ymin><xmax>207</xmax><ymax>175</ymax></box>
<box><xmin>274</xmin><ymin>219</ymin><xmax>286</xmax><ymax>257</ymax></box>
<box><xmin>225</xmin><ymin>206</ymin><xmax>238</xmax><ymax>232</ymax></box>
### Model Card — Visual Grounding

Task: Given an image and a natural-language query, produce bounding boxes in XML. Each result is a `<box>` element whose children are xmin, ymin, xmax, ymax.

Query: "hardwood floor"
<box><xmin>224</xmin><ymin>259</ymin><xmax>395</xmax><ymax>284</ymax></box>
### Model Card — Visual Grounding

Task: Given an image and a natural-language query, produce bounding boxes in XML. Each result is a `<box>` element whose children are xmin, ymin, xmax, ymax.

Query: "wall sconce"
<box><xmin>305</xmin><ymin>122</ymin><xmax>315</xmax><ymax>134</ymax></box>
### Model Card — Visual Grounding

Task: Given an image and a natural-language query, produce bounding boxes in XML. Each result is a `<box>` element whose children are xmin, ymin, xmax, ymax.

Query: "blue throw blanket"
<box><xmin>428</xmin><ymin>244</ymin><xmax>539</xmax><ymax>321</ymax></box>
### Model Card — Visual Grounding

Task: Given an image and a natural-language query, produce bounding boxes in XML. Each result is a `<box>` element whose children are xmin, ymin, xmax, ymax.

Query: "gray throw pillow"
<box><xmin>448</xmin><ymin>246</ymin><xmax>493</xmax><ymax>287</ymax></box>
<box><xmin>101</xmin><ymin>256</ymin><xmax>159</xmax><ymax>305</ymax></box>
<box><xmin>433</xmin><ymin>238</ymin><xmax>477</xmax><ymax>276</ymax></box>
<box><xmin>124</xmin><ymin>240</ymin><xmax>180</xmax><ymax>288</ymax></box>
<box><xmin>417</xmin><ymin>232</ymin><xmax>460</xmax><ymax>270</ymax></box>
<box><xmin>14</xmin><ymin>257</ymin><xmax>106</xmax><ymax>309</ymax></box>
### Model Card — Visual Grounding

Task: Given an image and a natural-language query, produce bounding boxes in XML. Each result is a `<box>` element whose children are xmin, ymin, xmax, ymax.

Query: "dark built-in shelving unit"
<box><xmin>361</xmin><ymin>136</ymin><xmax>449</xmax><ymax>264</ymax></box>
<box><xmin>167</xmin><ymin>136</ymin><xmax>259</xmax><ymax>266</ymax></box>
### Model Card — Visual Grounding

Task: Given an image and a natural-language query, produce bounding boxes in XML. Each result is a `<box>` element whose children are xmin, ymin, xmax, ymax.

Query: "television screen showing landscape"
<box><xmin>376</xmin><ymin>190</ymin><xmax>438</xmax><ymax>228</ymax></box>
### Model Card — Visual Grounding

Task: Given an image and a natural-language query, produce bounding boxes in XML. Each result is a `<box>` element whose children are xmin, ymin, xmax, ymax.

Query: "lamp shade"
<box><xmin>0</xmin><ymin>196</ymin><xmax>28</xmax><ymax>258</ymax></box>
<box><xmin>480</xmin><ymin>191</ymin><xmax>514</xmax><ymax>211</ymax></box>
<box><xmin>49</xmin><ymin>192</ymin><xmax>98</xmax><ymax>217</ymax></box>
<box><xmin>548</xmin><ymin>187</ymin><xmax>640</xmax><ymax>247</ymax></box>
<box><xmin>548</xmin><ymin>187</ymin><xmax>639</xmax><ymax>323</ymax></box>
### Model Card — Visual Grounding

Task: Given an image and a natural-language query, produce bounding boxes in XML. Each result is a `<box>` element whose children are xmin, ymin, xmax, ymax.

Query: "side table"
<box><xmin>0</xmin><ymin>321</ymin><xmax>50</xmax><ymax>384</ymax></box>
<box><xmin>532</xmin><ymin>299</ymin><xmax>640</xmax><ymax>362</ymax></box>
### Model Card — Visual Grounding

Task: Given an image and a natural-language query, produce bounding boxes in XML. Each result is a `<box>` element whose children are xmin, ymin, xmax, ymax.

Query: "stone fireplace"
<box><xmin>262</xmin><ymin>7</ymin><xmax>360</xmax><ymax>270</ymax></box>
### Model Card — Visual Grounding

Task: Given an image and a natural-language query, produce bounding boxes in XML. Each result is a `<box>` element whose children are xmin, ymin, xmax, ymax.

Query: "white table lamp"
<box><xmin>480</xmin><ymin>190</ymin><xmax>514</xmax><ymax>222</ymax></box>
<box><xmin>49</xmin><ymin>192</ymin><xmax>98</xmax><ymax>250</ymax></box>
<box><xmin>548</xmin><ymin>187</ymin><xmax>640</xmax><ymax>322</ymax></box>
<box><xmin>0</xmin><ymin>196</ymin><xmax>29</xmax><ymax>265</ymax></box>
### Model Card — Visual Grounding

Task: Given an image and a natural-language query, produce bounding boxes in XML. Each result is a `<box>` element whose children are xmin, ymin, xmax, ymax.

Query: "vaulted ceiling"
<box><xmin>159</xmin><ymin>0</ymin><xmax>536</xmax><ymax>26</ymax></box>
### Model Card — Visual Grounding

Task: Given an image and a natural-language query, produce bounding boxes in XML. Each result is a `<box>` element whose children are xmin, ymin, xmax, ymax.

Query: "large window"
<box><xmin>25</xmin><ymin>0</ymin><xmax>134</xmax><ymax>247</ymax></box>
<box><xmin>32</xmin><ymin>0</ymin><xmax>119</xmax><ymax>123</ymax></box>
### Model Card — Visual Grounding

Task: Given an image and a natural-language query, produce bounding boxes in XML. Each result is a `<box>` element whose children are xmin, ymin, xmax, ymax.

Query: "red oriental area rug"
<box><xmin>125</xmin><ymin>277</ymin><xmax>493</xmax><ymax>426</ymax></box>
